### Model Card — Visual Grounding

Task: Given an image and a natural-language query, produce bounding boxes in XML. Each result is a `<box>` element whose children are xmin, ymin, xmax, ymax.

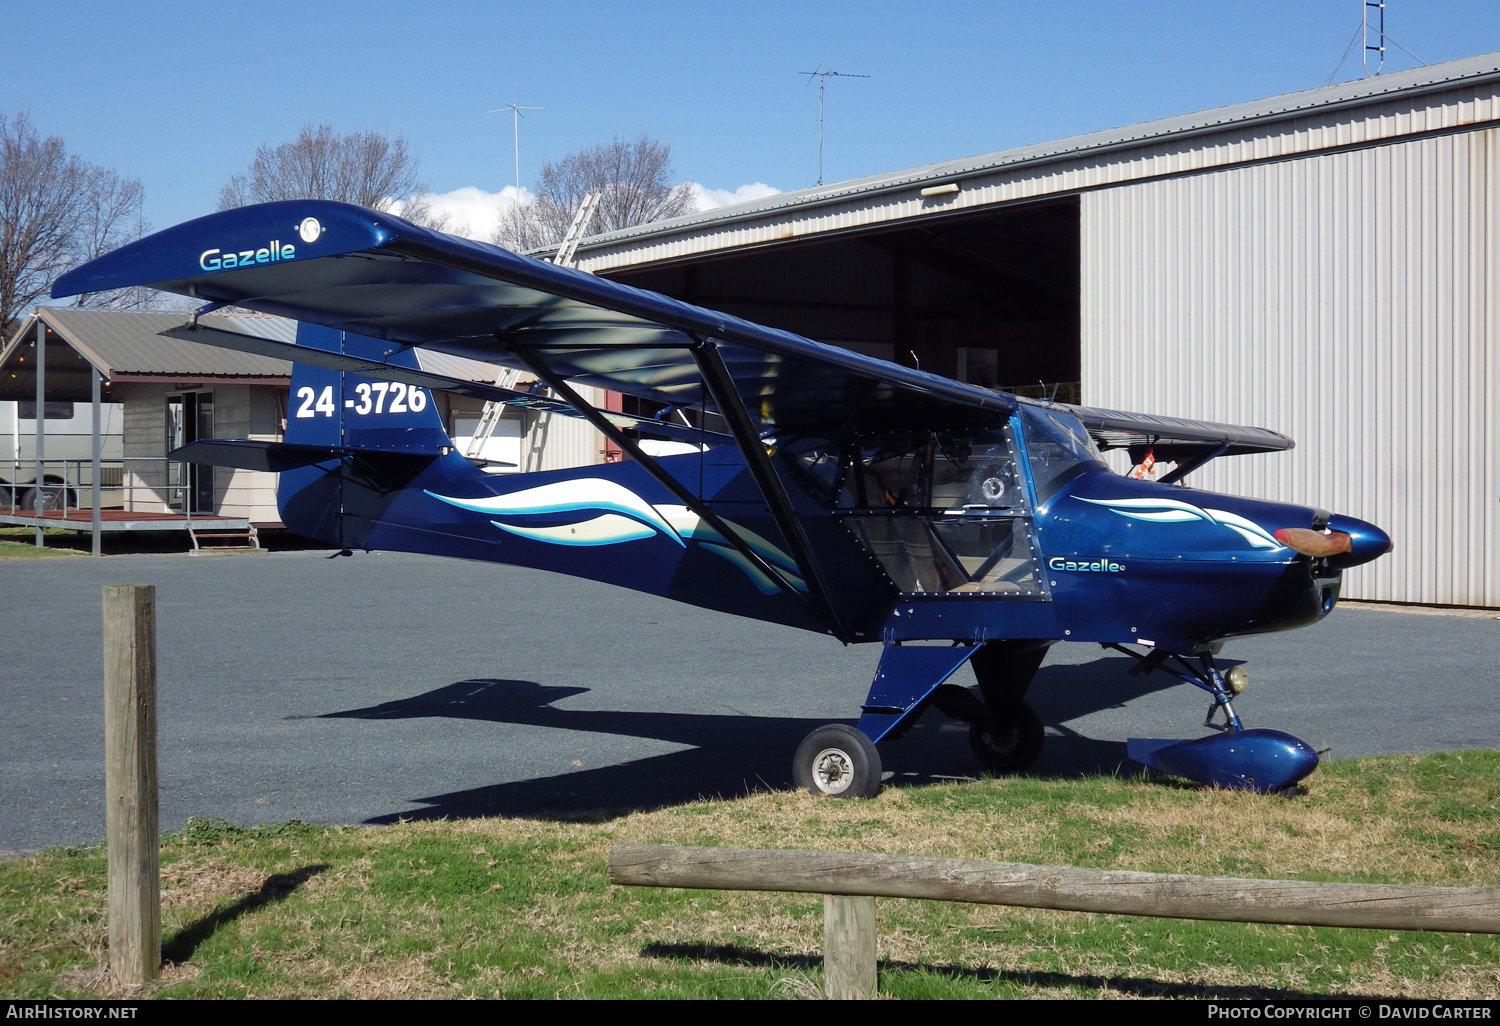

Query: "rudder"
<box><xmin>285</xmin><ymin>323</ymin><xmax>452</xmax><ymax>453</ymax></box>
<box><xmin>280</xmin><ymin>323</ymin><xmax>460</xmax><ymax>546</ymax></box>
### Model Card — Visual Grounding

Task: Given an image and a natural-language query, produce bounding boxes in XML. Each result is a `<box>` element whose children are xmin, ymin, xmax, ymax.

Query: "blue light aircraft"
<box><xmin>54</xmin><ymin>201</ymin><xmax>1392</xmax><ymax>798</ymax></box>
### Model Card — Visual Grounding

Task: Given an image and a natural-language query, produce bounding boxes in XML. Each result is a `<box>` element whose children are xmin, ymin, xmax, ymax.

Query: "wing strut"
<box><xmin>1158</xmin><ymin>444</ymin><xmax>1229</xmax><ymax>485</ymax></box>
<box><xmin>504</xmin><ymin>343</ymin><xmax>837</xmax><ymax>635</ymax></box>
<box><xmin>691</xmin><ymin>338</ymin><xmax>848</xmax><ymax>643</ymax></box>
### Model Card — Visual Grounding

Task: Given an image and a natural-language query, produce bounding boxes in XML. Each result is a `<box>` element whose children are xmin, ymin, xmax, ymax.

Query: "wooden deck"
<box><xmin>0</xmin><ymin>509</ymin><xmax>252</xmax><ymax>532</ymax></box>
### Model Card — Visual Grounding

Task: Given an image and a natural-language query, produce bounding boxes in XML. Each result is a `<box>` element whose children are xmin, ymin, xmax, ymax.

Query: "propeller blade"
<box><xmin>1274</xmin><ymin>528</ymin><xmax>1353</xmax><ymax>557</ymax></box>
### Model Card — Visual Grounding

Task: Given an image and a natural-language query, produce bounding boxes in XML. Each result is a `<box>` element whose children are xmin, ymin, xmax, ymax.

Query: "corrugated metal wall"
<box><xmin>580</xmin><ymin>80</ymin><xmax>1500</xmax><ymax>274</ymax></box>
<box><xmin>1082</xmin><ymin>128</ymin><xmax>1500</xmax><ymax>606</ymax></box>
<box><xmin>519</xmin><ymin>384</ymin><xmax>608</xmax><ymax>472</ymax></box>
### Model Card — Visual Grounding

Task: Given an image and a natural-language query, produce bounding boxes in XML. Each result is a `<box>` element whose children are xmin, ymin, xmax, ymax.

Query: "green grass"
<box><xmin>0</xmin><ymin>527</ymin><xmax>85</xmax><ymax>558</ymax></box>
<box><xmin>5</xmin><ymin>751</ymin><xmax>1500</xmax><ymax>999</ymax></box>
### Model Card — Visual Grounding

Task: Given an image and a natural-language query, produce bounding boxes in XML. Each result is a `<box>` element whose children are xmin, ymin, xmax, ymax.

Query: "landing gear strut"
<box><xmin>795</xmin><ymin>639</ymin><xmax>1056</xmax><ymax>797</ymax></box>
<box><xmin>964</xmin><ymin>639</ymin><xmax>1052</xmax><ymax>773</ymax></box>
<box><xmin>924</xmin><ymin>680</ymin><xmax>1047</xmax><ymax>773</ymax></box>
<box><xmin>1105</xmin><ymin>643</ymin><xmax>1321</xmax><ymax>791</ymax></box>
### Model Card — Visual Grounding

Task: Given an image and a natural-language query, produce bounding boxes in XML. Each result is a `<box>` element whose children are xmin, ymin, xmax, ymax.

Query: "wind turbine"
<box><xmin>487</xmin><ymin>103</ymin><xmax>543</xmax><ymax>193</ymax></box>
<box><xmin>798</xmin><ymin>68</ymin><xmax>869</xmax><ymax>186</ymax></box>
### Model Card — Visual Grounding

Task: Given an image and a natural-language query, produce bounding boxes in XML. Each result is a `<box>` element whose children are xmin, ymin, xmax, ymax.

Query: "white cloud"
<box><xmin>687</xmin><ymin>182</ymin><xmax>781</xmax><ymax>212</ymax></box>
<box><xmin>389</xmin><ymin>185</ymin><xmax>533</xmax><ymax>242</ymax></box>
<box><xmin>390</xmin><ymin>181</ymin><xmax>780</xmax><ymax>240</ymax></box>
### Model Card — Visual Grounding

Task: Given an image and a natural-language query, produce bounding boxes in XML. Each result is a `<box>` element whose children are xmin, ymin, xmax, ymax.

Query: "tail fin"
<box><xmin>286</xmin><ymin>323</ymin><xmax>452</xmax><ymax>453</ymax></box>
<box><xmin>281</xmin><ymin>324</ymin><xmax>463</xmax><ymax>547</ymax></box>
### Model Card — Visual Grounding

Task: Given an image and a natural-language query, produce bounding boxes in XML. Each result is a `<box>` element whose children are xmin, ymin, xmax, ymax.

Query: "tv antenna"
<box><xmin>798</xmin><ymin>68</ymin><xmax>869</xmax><ymax>186</ymax></box>
<box><xmin>486</xmin><ymin>103</ymin><xmax>542</xmax><ymax>193</ymax></box>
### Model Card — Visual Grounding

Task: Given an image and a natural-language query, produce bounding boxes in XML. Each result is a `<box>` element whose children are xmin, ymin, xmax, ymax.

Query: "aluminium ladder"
<box><xmin>463</xmin><ymin>191</ymin><xmax>601</xmax><ymax>461</ymax></box>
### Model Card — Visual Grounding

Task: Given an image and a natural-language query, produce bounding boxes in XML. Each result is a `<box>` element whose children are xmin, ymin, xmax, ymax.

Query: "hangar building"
<box><xmin>565</xmin><ymin>51</ymin><xmax>1500</xmax><ymax>609</ymax></box>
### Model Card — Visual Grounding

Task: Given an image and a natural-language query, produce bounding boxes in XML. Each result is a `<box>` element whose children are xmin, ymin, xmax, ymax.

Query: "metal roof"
<box><xmin>1</xmin><ymin>308</ymin><xmax>297</xmax><ymax>379</ymax></box>
<box><xmin>3</xmin><ymin>307</ymin><xmax>512</xmax><ymax>387</ymax></box>
<box><xmin>413</xmin><ymin>348</ymin><xmax>510</xmax><ymax>384</ymax></box>
<box><xmin>561</xmin><ymin>49</ymin><xmax>1500</xmax><ymax>257</ymax></box>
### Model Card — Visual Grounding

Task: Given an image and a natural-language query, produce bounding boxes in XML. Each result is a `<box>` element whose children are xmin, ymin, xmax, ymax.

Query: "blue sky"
<box><xmin>7</xmin><ymin>1</ymin><xmax>1500</xmax><ymax>235</ymax></box>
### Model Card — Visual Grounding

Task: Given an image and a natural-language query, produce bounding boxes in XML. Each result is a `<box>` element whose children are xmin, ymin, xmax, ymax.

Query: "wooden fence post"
<box><xmin>104</xmin><ymin>584</ymin><xmax>160</xmax><ymax>986</ymax></box>
<box><xmin>823</xmin><ymin>894</ymin><xmax>876</xmax><ymax>999</ymax></box>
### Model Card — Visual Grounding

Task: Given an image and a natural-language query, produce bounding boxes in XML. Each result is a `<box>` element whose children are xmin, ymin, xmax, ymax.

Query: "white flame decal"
<box><xmin>1073</xmin><ymin>496</ymin><xmax>1284</xmax><ymax>550</ymax></box>
<box><xmin>425</xmin><ymin>479</ymin><xmax>806</xmax><ymax>593</ymax></box>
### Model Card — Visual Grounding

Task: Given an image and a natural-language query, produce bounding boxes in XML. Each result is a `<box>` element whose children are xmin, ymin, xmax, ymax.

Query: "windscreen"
<box><xmin>1019</xmin><ymin>404</ymin><xmax>1107</xmax><ymax>502</ymax></box>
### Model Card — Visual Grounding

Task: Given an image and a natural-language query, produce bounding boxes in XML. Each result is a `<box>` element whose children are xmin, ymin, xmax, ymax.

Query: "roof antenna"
<box><xmin>1325</xmin><ymin>1</ymin><xmax>1424</xmax><ymax>85</ymax></box>
<box><xmin>1362</xmin><ymin>2</ymin><xmax>1385</xmax><ymax>76</ymax></box>
<box><xmin>486</xmin><ymin>103</ymin><xmax>543</xmax><ymax>194</ymax></box>
<box><xmin>1363</xmin><ymin>1</ymin><xmax>1426</xmax><ymax>74</ymax></box>
<box><xmin>798</xmin><ymin>68</ymin><xmax>869</xmax><ymax>186</ymax></box>
<box><xmin>909</xmin><ymin>349</ymin><xmax>921</xmax><ymax>371</ymax></box>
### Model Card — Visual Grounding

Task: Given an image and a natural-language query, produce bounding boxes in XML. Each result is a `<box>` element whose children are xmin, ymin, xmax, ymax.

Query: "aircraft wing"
<box><xmin>53</xmin><ymin>200</ymin><xmax>1012</xmax><ymax>436</ymax></box>
<box><xmin>54</xmin><ymin>200</ymin><xmax>1291</xmax><ymax>453</ymax></box>
<box><xmin>1061</xmin><ymin>403</ymin><xmax>1294</xmax><ymax>457</ymax></box>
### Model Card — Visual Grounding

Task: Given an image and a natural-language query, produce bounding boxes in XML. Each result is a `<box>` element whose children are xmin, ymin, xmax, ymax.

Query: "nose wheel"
<box><xmin>968</xmin><ymin>702</ymin><xmax>1044</xmax><ymax>774</ymax></box>
<box><xmin>793</xmin><ymin>724</ymin><xmax>883</xmax><ymax>799</ymax></box>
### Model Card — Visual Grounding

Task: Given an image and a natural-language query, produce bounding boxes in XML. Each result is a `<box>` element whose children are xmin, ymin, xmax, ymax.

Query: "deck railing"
<box><xmin>1</xmin><ymin>457</ymin><xmax>199</xmax><ymax>520</ymax></box>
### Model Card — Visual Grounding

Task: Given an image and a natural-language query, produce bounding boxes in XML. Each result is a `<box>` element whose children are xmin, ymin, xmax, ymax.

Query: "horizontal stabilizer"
<box><xmin>168</xmin><ymin>439</ymin><xmax>345</xmax><ymax>473</ymax></box>
<box><xmin>160</xmin><ymin>324</ymin><xmax>569</xmax><ymax>412</ymax></box>
<box><xmin>158</xmin><ymin>323</ymin><xmax>727</xmax><ymax>448</ymax></box>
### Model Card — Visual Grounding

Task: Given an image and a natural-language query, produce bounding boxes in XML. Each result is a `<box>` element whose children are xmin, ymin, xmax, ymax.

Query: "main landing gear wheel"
<box><xmin>793</xmin><ymin>724</ymin><xmax>883</xmax><ymax>799</ymax></box>
<box><xmin>968</xmin><ymin>702</ymin><xmax>1044</xmax><ymax>774</ymax></box>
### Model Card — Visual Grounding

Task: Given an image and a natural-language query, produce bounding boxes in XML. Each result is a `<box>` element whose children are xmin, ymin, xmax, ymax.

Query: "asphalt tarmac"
<box><xmin>2</xmin><ymin>549</ymin><xmax>1497</xmax><ymax>852</ymax></box>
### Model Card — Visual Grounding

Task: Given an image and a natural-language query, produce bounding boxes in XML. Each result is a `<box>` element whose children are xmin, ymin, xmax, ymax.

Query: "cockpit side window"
<box><xmin>837</xmin><ymin>423</ymin><xmax>1049</xmax><ymax>599</ymax></box>
<box><xmin>1019</xmin><ymin>404</ymin><xmax>1107</xmax><ymax>502</ymax></box>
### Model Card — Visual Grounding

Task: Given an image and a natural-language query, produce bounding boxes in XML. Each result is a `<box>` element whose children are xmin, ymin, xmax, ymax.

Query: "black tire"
<box><xmin>968</xmin><ymin>702</ymin><xmax>1045</xmax><ymax>774</ymax></box>
<box><xmin>793</xmin><ymin>724</ymin><xmax>882</xmax><ymax>799</ymax></box>
<box><xmin>20</xmin><ymin>485</ymin><xmax>72</xmax><ymax>513</ymax></box>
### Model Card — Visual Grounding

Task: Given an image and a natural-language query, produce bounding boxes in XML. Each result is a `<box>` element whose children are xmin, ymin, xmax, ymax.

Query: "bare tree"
<box><xmin>218</xmin><ymin>122</ymin><xmax>446</xmax><ymax>228</ymax></box>
<box><xmin>0</xmin><ymin>112</ymin><xmax>150</xmax><ymax>336</ymax></box>
<box><xmin>495</xmin><ymin>134</ymin><xmax>696</xmax><ymax>251</ymax></box>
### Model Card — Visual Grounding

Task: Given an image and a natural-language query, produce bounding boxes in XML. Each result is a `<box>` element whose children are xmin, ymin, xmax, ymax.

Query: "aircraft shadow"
<box><xmin>321</xmin><ymin>653</ymin><xmax>1190</xmax><ymax>822</ymax></box>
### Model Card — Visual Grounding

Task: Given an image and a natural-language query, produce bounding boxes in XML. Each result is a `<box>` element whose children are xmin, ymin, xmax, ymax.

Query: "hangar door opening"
<box><xmin>605</xmin><ymin>196</ymin><xmax>1080</xmax><ymax>401</ymax></box>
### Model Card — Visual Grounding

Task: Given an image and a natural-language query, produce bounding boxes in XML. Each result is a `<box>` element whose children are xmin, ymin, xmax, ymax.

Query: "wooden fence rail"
<box><xmin>608</xmin><ymin>844</ymin><xmax>1500</xmax><ymax>999</ymax></box>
